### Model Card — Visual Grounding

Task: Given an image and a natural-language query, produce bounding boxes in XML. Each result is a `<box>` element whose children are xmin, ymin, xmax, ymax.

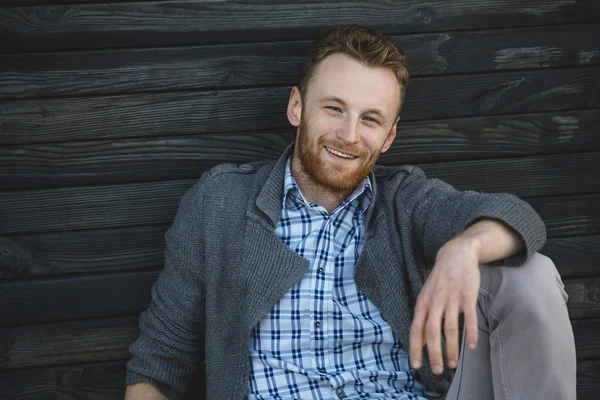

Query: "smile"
<box><xmin>325</xmin><ymin>146</ymin><xmax>357</xmax><ymax>159</ymax></box>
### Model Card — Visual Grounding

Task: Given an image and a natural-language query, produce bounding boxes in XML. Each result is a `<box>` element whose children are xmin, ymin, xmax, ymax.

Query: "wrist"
<box><xmin>438</xmin><ymin>235</ymin><xmax>482</xmax><ymax>264</ymax></box>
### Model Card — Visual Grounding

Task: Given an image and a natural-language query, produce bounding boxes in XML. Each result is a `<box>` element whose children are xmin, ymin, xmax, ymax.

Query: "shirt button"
<box><xmin>314</xmin><ymin>321</ymin><xmax>321</xmax><ymax>328</ymax></box>
<box><xmin>318</xmin><ymin>368</ymin><xmax>326</xmax><ymax>374</ymax></box>
<box><xmin>337</xmin><ymin>392</ymin><xmax>345</xmax><ymax>399</ymax></box>
<box><xmin>317</xmin><ymin>268</ymin><xmax>324</xmax><ymax>274</ymax></box>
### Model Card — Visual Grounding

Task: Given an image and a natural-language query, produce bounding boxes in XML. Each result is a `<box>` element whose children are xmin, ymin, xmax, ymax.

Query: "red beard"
<box><xmin>295</xmin><ymin>117</ymin><xmax>381</xmax><ymax>194</ymax></box>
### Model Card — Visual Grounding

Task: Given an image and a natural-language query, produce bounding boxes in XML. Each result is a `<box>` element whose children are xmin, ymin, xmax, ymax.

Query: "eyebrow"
<box><xmin>318</xmin><ymin>96</ymin><xmax>388</xmax><ymax>120</ymax></box>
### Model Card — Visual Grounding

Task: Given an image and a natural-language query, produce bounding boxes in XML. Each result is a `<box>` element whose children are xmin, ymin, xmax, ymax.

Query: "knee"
<box><xmin>479</xmin><ymin>253</ymin><xmax>569</xmax><ymax>320</ymax></box>
<box><xmin>478</xmin><ymin>253</ymin><xmax>576</xmax><ymax>362</ymax></box>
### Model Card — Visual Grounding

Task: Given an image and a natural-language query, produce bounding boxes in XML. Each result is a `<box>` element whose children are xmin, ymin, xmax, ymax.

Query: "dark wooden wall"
<box><xmin>1</xmin><ymin>1</ymin><xmax>599</xmax><ymax>398</ymax></box>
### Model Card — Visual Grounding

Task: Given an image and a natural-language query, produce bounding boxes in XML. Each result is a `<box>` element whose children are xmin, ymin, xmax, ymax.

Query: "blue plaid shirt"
<box><xmin>247</xmin><ymin>158</ymin><xmax>424</xmax><ymax>399</ymax></box>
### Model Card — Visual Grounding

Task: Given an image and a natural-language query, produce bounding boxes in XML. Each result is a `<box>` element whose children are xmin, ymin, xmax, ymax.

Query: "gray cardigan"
<box><xmin>126</xmin><ymin>144</ymin><xmax>546</xmax><ymax>400</ymax></box>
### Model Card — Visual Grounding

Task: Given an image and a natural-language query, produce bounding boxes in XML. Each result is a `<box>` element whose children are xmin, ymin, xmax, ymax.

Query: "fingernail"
<box><xmin>411</xmin><ymin>360</ymin><xmax>421</xmax><ymax>369</ymax></box>
<box><xmin>448</xmin><ymin>360</ymin><xmax>457</xmax><ymax>369</ymax></box>
<box><xmin>468</xmin><ymin>342</ymin><xmax>476</xmax><ymax>350</ymax></box>
<box><xmin>432</xmin><ymin>365</ymin><xmax>443</xmax><ymax>374</ymax></box>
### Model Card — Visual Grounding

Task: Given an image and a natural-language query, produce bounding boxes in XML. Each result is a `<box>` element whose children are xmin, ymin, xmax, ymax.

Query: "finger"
<box><xmin>409</xmin><ymin>295</ymin><xmax>429</xmax><ymax>369</ymax></box>
<box><xmin>464</xmin><ymin>297</ymin><xmax>479</xmax><ymax>351</ymax></box>
<box><xmin>443</xmin><ymin>300</ymin><xmax>460</xmax><ymax>369</ymax></box>
<box><xmin>425</xmin><ymin>301</ymin><xmax>445</xmax><ymax>375</ymax></box>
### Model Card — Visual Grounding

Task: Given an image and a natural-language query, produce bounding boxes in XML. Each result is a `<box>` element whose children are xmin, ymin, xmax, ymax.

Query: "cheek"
<box><xmin>314</xmin><ymin>112</ymin><xmax>342</xmax><ymax>130</ymax></box>
<box><xmin>363</xmin><ymin>134</ymin><xmax>389</xmax><ymax>153</ymax></box>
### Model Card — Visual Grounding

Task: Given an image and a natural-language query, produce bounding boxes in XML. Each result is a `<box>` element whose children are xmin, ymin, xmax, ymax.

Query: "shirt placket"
<box><xmin>309</xmin><ymin>209</ymin><xmax>335</xmax><ymax>379</ymax></box>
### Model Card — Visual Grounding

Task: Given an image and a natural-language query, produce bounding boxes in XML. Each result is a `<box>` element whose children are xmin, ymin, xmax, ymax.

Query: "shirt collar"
<box><xmin>282</xmin><ymin>157</ymin><xmax>373</xmax><ymax>212</ymax></box>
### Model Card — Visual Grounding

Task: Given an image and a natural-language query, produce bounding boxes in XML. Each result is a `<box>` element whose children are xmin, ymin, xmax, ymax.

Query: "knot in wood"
<box><xmin>420</xmin><ymin>7</ymin><xmax>435</xmax><ymax>23</ymax></box>
<box><xmin>60</xmin><ymin>366</ymin><xmax>85</xmax><ymax>388</ymax></box>
<box><xmin>36</xmin><ymin>6</ymin><xmax>69</xmax><ymax>23</ymax></box>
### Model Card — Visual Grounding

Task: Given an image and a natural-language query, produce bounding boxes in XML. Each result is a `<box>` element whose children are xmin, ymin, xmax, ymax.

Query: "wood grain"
<box><xmin>0</xmin><ymin>179</ymin><xmax>194</xmax><ymax>235</ymax></box>
<box><xmin>564</xmin><ymin>277</ymin><xmax>600</xmax><ymax>320</ymax></box>
<box><xmin>1</xmin><ymin>0</ymin><xmax>599</xmax><ymax>52</ymax></box>
<box><xmin>2</xmin><ymin>124</ymin><xmax>598</xmax><ymax>191</ymax></box>
<box><xmin>544</xmin><ymin>236</ymin><xmax>600</xmax><ymax>279</ymax></box>
<box><xmin>572</xmin><ymin>319</ymin><xmax>600</xmax><ymax>359</ymax></box>
<box><xmin>0</xmin><ymin>262</ymin><xmax>599</xmax><ymax>327</ymax></box>
<box><xmin>0</xmin><ymin>316</ymin><xmax>139</xmax><ymax>370</ymax></box>
<box><xmin>382</xmin><ymin>109</ymin><xmax>600</xmax><ymax>163</ymax></box>
<box><xmin>0</xmin><ymin>360</ymin><xmax>130</xmax><ymax>400</ymax></box>
<box><xmin>0</xmin><ymin>225</ymin><xmax>168</xmax><ymax>279</ymax></box>
<box><xmin>1</xmin><ymin>106</ymin><xmax>598</xmax><ymax>158</ymax></box>
<box><xmin>0</xmin><ymin>358</ymin><xmax>595</xmax><ymax>399</ymax></box>
<box><xmin>2</xmin><ymin>24</ymin><xmax>599</xmax><ymax>99</ymax></box>
<box><xmin>0</xmin><ymin>180</ymin><xmax>598</xmax><ymax>236</ymax></box>
<box><xmin>418</xmin><ymin>152</ymin><xmax>600</xmax><ymax>196</ymax></box>
<box><xmin>527</xmin><ymin>194</ymin><xmax>600</xmax><ymax>238</ymax></box>
<box><xmin>578</xmin><ymin>359</ymin><xmax>600</xmax><ymax>399</ymax></box>
<box><xmin>0</xmin><ymin>270</ymin><xmax>158</xmax><ymax>327</ymax></box>
<box><xmin>1</xmin><ymin>225</ymin><xmax>597</xmax><ymax>280</ymax></box>
<box><xmin>1</xmin><ymin>316</ymin><xmax>597</xmax><ymax>370</ymax></box>
<box><xmin>0</xmin><ymin>358</ymin><xmax>209</xmax><ymax>399</ymax></box>
<box><xmin>1</xmin><ymin>67</ymin><xmax>599</xmax><ymax>145</ymax></box>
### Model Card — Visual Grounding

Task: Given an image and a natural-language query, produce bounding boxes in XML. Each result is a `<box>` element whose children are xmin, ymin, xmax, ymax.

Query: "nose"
<box><xmin>337</xmin><ymin>117</ymin><xmax>361</xmax><ymax>145</ymax></box>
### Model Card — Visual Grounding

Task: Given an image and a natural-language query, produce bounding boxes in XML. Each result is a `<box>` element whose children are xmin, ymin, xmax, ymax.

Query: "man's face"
<box><xmin>290</xmin><ymin>53</ymin><xmax>401</xmax><ymax>193</ymax></box>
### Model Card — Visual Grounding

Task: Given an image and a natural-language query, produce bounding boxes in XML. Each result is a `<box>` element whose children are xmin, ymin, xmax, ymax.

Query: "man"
<box><xmin>125</xmin><ymin>25</ymin><xmax>576</xmax><ymax>400</ymax></box>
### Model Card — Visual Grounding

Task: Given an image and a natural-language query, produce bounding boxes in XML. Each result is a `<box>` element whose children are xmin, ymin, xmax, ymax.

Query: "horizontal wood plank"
<box><xmin>1</xmin><ymin>108</ymin><xmax>598</xmax><ymax>158</ymax></box>
<box><xmin>543</xmin><ymin>236</ymin><xmax>600</xmax><ymax>279</ymax></box>
<box><xmin>578</xmin><ymin>359</ymin><xmax>600</xmax><ymax>399</ymax></box>
<box><xmin>0</xmin><ymin>131</ymin><xmax>292</xmax><ymax>189</ymax></box>
<box><xmin>1</xmin><ymin>358</ymin><xmax>595</xmax><ymax>399</ymax></box>
<box><xmin>382</xmin><ymin>109</ymin><xmax>600</xmax><ymax>163</ymax></box>
<box><xmin>572</xmin><ymin>319</ymin><xmax>600</xmax><ymax>360</ymax></box>
<box><xmin>418</xmin><ymin>152</ymin><xmax>600</xmax><ymax>197</ymax></box>
<box><xmin>0</xmin><ymin>270</ymin><xmax>158</xmax><ymax>326</ymax></box>
<box><xmin>2</xmin><ymin>124</ymin><xmax>599</xmax><ymax>191</ymax></box>
<box><xmin>0</xmin><ymin>317</ymin><xmax>140</xmax><ymax>370</ymax></box>
<box><xmin>1</xmin><ymin>224</ymin><xmax>597</xmax><ymax>280</ymax></box>
<box><xmin>1</xmin><ymin>1</ymin><xmax>599</xmax><ymax>53</ymax></box>
<box><xmin>0</xmin><ymin>180</ymin><xmax>598</xmax><ymax>236</ymax></box>
<box><xmin>1</xmin><ymin>68</ymin><xmax>599</xmax><ymax>145</ymax></box>
<box><xmin>0</xmin><ymin>268</ymin><xmax>597</xmax><ymax>332</ymax></box>
<box><xmin>527</xmin><ymin>194</ymin><xmax>600</xmax><ymax>238</ymax></box>
<box><xmin>0</xmin><ymin>225</ymin><xmax>168</xmax><ymax>279</ymax></box>
<box><xmin>564</xmin><ymin>277</ymin><xmax>600</xmax><ymax>320</ymax></box>
<box><xmin>0</xmin><ymin>316</ymin><xmax>596</xmax><ymax>372</ymax></box>
<box><xmin>2</xmin><ymin>23</ymin><xmax>600</xmax><ymax>99</ymax></box>
<box><xmin>0</xmin><ymin>87</ymin><xmax>288</xmax><ymax>145</ymax></box>
<box><xmin>0</xmin><ymin>358</ymin><xmax>206</xmax><ymax>400</ymax></box>
<box><xmin>0</xmin><ymin>361</ymin><xmax>130</xmax><ymax>400</ymax></box>
<box><xmin>0</xmin><ymin>180</ymin><xmax>193</xmax><ymax>235</ymax></box>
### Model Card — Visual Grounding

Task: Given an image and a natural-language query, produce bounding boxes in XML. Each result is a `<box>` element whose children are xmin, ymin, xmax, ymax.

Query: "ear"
<box><xmin>286</xmin><ymin>86</ymin><xmax>302</xmax><ymax>127</ymax></box>
<box><xmin>380</xmin><ymin>117</ymin><xmax>399</xmax><ymax>153</ymax></box>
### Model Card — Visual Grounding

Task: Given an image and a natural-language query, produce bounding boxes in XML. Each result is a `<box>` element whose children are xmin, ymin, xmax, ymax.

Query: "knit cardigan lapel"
<box><xmin>242</xmin><ymin>144</ymin><xmax>309</xmax><ymax>330</ymax></box>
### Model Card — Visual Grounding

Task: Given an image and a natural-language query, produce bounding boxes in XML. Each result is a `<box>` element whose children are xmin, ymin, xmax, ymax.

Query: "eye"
<box><xmin>326</xmin><ymin>106</ymin><xmax>342</xmax><ymax>113</ymax></box>
<box><xmin>363</xmin><ymin>116</ymin><xmax>379</xmax><ymax>124</ymax></box>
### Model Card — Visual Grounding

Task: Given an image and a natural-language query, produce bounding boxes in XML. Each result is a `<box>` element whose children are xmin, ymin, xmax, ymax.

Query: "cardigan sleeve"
<box><xmin>400</xmin><ymin>166</ymin><xmax>546</xmax><ymax>267</ymax></box>
<box><xmin>125</xmin><ymin>172</ymin><xmax>211</xmax><ymax>400</ymax></box>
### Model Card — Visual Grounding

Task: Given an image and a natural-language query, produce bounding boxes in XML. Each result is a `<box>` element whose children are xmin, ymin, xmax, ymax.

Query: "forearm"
<box><xmin>125</xmin><ymin>382</ymin><xmax>167</xmax><ymax>400</ymax></box>
<box><xmin>450</xmin><ymin>218</ymin><xmax>525</xmax><ymax>264</ymax></box>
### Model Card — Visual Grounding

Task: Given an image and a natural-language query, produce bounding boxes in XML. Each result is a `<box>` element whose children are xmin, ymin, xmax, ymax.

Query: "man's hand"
<box><xmin>409</xmin><ymin>237</ymin><xmax>480</xmax><ymax>374</ymax></box>
<box><xmin>408</xmin><ymin>218</ymin><xmax>525</xmax><ymax>374</ymax></box>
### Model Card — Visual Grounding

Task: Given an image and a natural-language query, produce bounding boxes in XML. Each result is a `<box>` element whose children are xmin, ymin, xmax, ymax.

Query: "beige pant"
<box><xmin>444</xmin><ymin>253</ymin><xmax>576</xmax><ymax>400</ymax></box>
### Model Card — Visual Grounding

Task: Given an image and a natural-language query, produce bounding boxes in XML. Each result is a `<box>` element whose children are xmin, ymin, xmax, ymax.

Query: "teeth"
<box><xmin>326</xmin><ymin>146</ymin><xmax>356</xmax><ymax>159</ymax></box>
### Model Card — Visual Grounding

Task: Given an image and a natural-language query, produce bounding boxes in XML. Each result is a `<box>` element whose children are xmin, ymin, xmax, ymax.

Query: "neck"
<box><xmin>290</xmin><ymin>154</ymin><xmax>355</xmax><ymax>214</ymax></box>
